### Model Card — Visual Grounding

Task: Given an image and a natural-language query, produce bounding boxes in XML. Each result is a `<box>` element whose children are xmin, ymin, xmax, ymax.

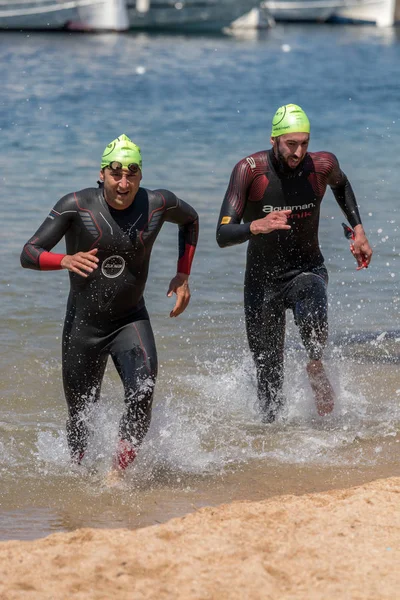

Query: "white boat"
<box><xmin>0</xmin><ymin>0</ymin><xmax>129</xmax><ymax>31</ymax></box>
<box><xmin>331</xmin><ymin>0</ymin><xmax>399</xmax><ymax>26</ymax></box>
<box><xmin>260</xmin><ymin>0</ymin><xmax>399</xmax><ymax>25</ymax></box>
<box><xmin>126</xmin><ymin>0</ymin><xmax>263</xmax><ymax>31</ymax></box>
<box><xmin>259</xmin><ymin>0</ymin><xmax>343</xmax><ymax>22</ymax></box>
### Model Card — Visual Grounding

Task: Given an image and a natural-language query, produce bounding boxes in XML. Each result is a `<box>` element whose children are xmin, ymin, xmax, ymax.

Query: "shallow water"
<box><xmin>0</xmin><ymin>24</ymin><xmax>399</xmax><ymax>541</ymax></box>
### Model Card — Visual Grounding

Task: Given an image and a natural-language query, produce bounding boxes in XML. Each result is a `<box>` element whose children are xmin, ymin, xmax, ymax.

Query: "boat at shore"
<box><xmin>7</xmin><ymin>0</ymin><xmax>394</xmax><ymax>33</ymax></box>
<box><xmin>259</xmin><ymin>0</ymin><xmax>400</xmax><ymax>25</ymax></box>
<box><xmin>260</xmin><ymin>0</ymin><xmax>340</xmax><ymax>21</ymax></box>
<box><xmin>125</xmin><ymin>0</ymin><xmax>262</xmax><ymax>32</ymax></box>
<box><xmin>330</xmin><ymin>0</ymin><xmax>400</xmax><ymax>26</ymax></box>
<box><xmin>0</xmin><ymin>0</ymin><xmax>267</xmax><ymax>32</ymax></box>
<box><xmin>0</xmin><ymin>0</ymin><xmax>129</xmax><ymax>31</ymax></box>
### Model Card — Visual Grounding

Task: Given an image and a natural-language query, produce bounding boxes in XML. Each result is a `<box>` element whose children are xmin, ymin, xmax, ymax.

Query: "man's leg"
<box><xmin>110</xmin><ymin>319</ymin><xmax>158</xmax><ymax>471</ymax></box>
<box><xmin>285</xmin><ymin>269</ymin><xmax>334</xmax><ymax>416</ymax></box>
<box><xmin>62</xmin><ymin>335</ymin><xmax>107</xmax><ymax>463</ymax></box>
<box><xmin>245</xmin><ymin>280</ymin><xmax>286</xmax><ymax>422</ymax></box>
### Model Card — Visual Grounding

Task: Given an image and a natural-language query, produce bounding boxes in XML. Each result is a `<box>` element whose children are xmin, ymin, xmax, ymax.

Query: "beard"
<box><xmin>275</xmin><ymin>139</ymin><xmax>304</xmax><ymax>174</ymax></box>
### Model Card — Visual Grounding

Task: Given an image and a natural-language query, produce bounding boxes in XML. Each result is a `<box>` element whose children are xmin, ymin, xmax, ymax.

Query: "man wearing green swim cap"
<box><xmin>217</xmin><ymin>104</ymin><xmax>372</xmax><ymax>421</ymax></box>
<box><xmin>21</xmin><ymin>134</ymin><xmax>199</xmax><ymax>481</ymax></box>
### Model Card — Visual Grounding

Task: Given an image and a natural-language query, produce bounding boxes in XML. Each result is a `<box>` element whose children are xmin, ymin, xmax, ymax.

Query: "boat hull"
<box><xmin>0</xmin><ymin>0</ymin><xmax>128</xmax><ymax>31</ymax></box>
<box><xmin>330</xmin><ymin>0</ymin><xmax>396</xmax><ymax>26</ymax></box>
<box><xmin>126</xmin><ymin>0</ymin><xmax>262</xmax><ymax>31</ymax></box>
<box><xmin>260</xmin><ymin>0</ymin><xmax>340</xmax><ymax>21</ymax></box>
<box><xmin>261</xmin><ymin>0</ymin><xmax>398</xmax><ymax>25</ymax></box>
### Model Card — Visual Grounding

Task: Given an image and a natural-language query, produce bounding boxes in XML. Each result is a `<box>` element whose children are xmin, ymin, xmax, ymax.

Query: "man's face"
<box><xmin>101</xmin><ymin>165</ymin><xmax>142</xmax><ymax>208</ymax></box>
<box><xmin>271</xmin><ymin>132</ymin><xmax>310</xmax><ymax>169</ymax></box>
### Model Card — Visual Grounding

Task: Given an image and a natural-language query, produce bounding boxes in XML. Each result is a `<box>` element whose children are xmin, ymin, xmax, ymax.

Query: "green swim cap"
<box><xmin>271</xmin><ymin>104</ymin><xmax>310</xmax><ymax>137</ymax></box>
<box><xmin>101</xmin><ymin>134</ymin><xmax>142</xmax><ymax>170</ymax></box>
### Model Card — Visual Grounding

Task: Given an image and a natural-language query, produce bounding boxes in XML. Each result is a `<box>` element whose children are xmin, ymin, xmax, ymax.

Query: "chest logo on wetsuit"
<box><xmin>262</xmin><ymin>202</ymin><xmax>315</xmax><ymax>214</ymax></box>
<box><xmin>101</xmin><ymin>255</ymin><xmax>125</xmax><ymax>278</ymax></box>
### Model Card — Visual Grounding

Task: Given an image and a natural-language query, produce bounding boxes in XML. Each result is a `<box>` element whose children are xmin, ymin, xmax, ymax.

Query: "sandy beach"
<box><xmin>0</xmin><ymin>476</ymin><xmax>398</xmax><ymax>600</ymax></box>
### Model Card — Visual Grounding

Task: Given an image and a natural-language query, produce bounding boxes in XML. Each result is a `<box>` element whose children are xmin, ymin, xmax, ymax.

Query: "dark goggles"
<box><xmin>106</xmin><ymin>161</ymin><xmax>140</xmax><ymax>174</ymax></box>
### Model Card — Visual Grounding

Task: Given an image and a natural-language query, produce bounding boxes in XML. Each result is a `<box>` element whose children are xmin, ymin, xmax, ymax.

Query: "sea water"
<box><xmin>0</xmin><ymin>24</ymin><xmax>399</xmax><ymax>540</ymax></box>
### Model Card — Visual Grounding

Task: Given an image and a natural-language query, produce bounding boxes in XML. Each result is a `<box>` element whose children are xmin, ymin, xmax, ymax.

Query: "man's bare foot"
<box><xmin>103</xmin><ymin>439</ymin><xmax>138</xmax><ymax>486</ymax></box>
<box><xmin>306</xmin><ymin>360</ymin><xmax>335</xmax><ymax>416</ymax></box>
<box><xmin>104</xmin><ymin>468</ymin><xmax>125</xmax><ymax>488</ymax></box>
<box><xmin>115</xmin><ymin>439</ymin><xmax>137</xmax><ymax>470</ymax></box>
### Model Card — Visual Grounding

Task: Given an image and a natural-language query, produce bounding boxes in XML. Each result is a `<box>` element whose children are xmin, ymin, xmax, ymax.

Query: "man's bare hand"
<box><xmin>61</xmin><ymin>248</ymin><xmax>99</xmax><ymax>277</ymax></box>
<box><xmin>167</xmin><ymin>273</ymin><xmax>190</xmax><ymax>317</ymax></box>
<box><xmin>250</xmin><ymin>209</ymin><xmax>292</xmax><ymax>235</ymax></box>
<box><xmin>351</xmin><ymin>225</ymin><xmax>373</xmax><ymax>270</ymax></box>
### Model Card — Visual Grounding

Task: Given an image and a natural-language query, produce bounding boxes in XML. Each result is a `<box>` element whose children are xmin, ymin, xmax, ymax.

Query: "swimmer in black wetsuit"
<box><xmin>216</xmin><ymin>104</ymin><xmax>372</xmax><ymax>421</ymax></box>
<box><xmin>21</xmin><ymin>134</ymin><xmax>199</xmax><ymax>474</ymax></box>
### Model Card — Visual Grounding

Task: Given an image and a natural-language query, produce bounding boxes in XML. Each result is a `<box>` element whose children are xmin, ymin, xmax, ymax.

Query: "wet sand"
<box><xmin>1</xmin><ymin>476</ymin><xmax>399</xmax><ymax>599</ymax></box>
<box><xmin>2</xmin><ymin>446</ymin><xmax>400</xmax><ymax>541</ymax></box>
<box><xmin>2</xmin><ymin>453</ymin><xmax>400</xmax><ymax>541</ymax></box>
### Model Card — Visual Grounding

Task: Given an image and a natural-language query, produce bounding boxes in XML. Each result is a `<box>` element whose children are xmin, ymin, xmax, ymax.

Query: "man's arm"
<box><xmin>20</xmin><ymin>194</ymin><xmax>99</xmax><ymax>277</ymax></box>
<box><xmin>20</xmin><ymin>197</ymin><xmax>73</xmax><ymax>271</ymax></box>
<box><xmin>160</xmin><ymin>191</ymin><xmax>199</xmax><ymax>317</ymax></box>
<box><xmin>216</xmin><ymin>160</ymin><xmax>253</xmax><ymax>247</ymax></box>
<box><xmin>327</xmin><ymin>154</ymin><xmax>373</xmax><ymax>269</ymax></box>
<box><xmin>327</xmin><ymin>155</ymin><xmax>362</xmax><ymax>228</ymax></box>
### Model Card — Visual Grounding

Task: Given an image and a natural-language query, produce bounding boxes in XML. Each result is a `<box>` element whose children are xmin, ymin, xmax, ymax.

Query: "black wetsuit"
<box><xmin>21</xmin><ymin>185</ymin><xmax>198</xmax><ymax>461</ymax></box>
<box><xmin>217</xmin><ymin>149</ymin><xmax>361</xmax><ymax>420</ymax></box>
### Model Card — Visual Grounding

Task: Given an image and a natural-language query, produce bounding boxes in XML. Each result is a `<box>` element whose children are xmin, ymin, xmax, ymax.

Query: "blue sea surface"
<box><xmin>0</xmin><ymin>25</ymin><xmax>399</xmax><ymax>541</ymax></box>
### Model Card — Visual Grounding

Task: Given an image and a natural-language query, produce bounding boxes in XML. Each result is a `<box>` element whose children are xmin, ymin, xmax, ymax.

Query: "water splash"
<box><xmin>11</xmin><ymin>337</ymin><xmax>397</xmax><ymax>486</ymax></box>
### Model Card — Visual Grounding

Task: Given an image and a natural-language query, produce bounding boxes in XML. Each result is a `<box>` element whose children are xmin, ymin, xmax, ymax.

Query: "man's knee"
<box><xmin>125</xmin><ymin>373</ymin><xmax>156</xmax><ymax>401</ymax></box>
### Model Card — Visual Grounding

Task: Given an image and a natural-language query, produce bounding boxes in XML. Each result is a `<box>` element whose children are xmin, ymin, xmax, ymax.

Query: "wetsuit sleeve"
<box><xmin>20</xmin><ymin>195</ymin><xmax>75</xmax><ymax>270</ymax></box>
<box><xmin>158</xmin><ymin>190</ymin><xmax>199</xmax><ymax>275</ymax></box>
<box><xmin>216</xmin><ymin>160</ymin><xmax>253</xmax><ymax>248</ymax></box>
<box><xmin>327</xmin><ymin>154</ymin><xmax>362</xmax><ymax>228</ymax></box>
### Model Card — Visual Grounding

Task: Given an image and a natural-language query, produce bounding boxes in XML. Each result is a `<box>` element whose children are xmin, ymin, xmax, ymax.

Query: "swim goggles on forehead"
<box><xmin>105</xmin><ymin>161</ymin><xmax>140</xmax><ymax>174</ymax></box>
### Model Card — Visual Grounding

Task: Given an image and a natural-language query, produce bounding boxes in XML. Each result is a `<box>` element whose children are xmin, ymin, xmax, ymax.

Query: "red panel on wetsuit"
<box><xmin>178</xmin><ymin>243</ymin><xmax>196</xmax><ymax>275</ymax></box>
<box><xmin>38</xmin><ymin>251</ymin><xmax>65</xmax><ymax>270</ymax></box>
